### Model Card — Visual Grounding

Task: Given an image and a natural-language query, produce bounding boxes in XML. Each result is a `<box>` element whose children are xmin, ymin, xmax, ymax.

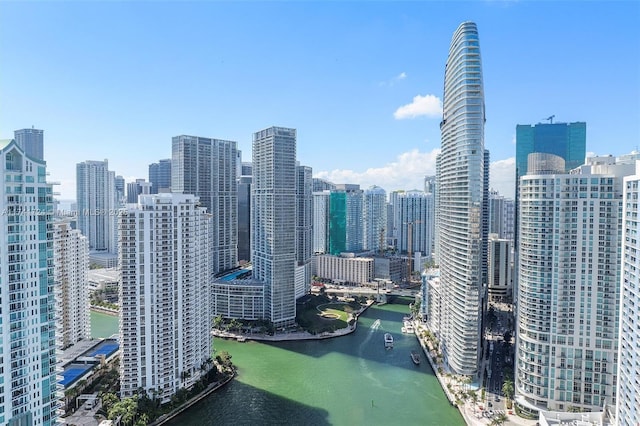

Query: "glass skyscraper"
<box><xmin>436</xmin><ymin>21</ymin><xmax>487</xmax><ymax>376</ymax></box>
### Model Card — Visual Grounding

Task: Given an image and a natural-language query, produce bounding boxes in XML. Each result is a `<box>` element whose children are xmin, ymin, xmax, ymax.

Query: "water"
<box><xmin>167</xmin><ymin>302</ymin><xmax>464</xmax><ymax>426</ymax></box>
<box><xmin>90</xmin><ymin>310</ymin><xmax>119</xmax><ymax>338</ymax></box>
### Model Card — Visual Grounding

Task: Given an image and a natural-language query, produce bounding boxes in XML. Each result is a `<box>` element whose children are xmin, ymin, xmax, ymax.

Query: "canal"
<box><xmin>165</xmin><ymin>300</ymin><xmax>464</xmax><ymax>426</ymax></box>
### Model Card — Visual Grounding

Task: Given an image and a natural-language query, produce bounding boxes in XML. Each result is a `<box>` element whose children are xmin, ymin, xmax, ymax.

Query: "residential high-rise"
<box><xmin>489</xmin><ymin>190</ymin><xmax>515</xmax><ymax>241</ymax></box>
<box><xmin>76</xmin><ymin>159</ymin><xmax>117</xmax><ymax>253</ymax></box>
<box><xmin>328</xmin><ymin>185</ymin><xmax>363</xmax><ymax>255</ymax></box>
<box><xmin>295</xmin><ymin>164</ymin><xmax>313</xmax><ymax>298</ymax></box>
<box><xmin>397</xmin><ymin>190</ymin><xmax>434</xmax><ymax>258</ymax></box>
<box><xmin>14</xmin><ymin>127</ymin><xmax>44</xmax><ymax>160</ymax></box>
<box><xmin>119</xmin><ymin>193</ymin><xmax>212</xmax><ymax>403</ymax></box>
<box><xmin>617</xmin><ymin>163</ymin><xmax>640</xmax><ymax>426</ymax></box>
<box><xmin>148</xmin><ymin>159</ymin><xmax>172</xmax><ymax>194</ymax></box>
<box><xmin>0</xmin><ymin>139</ymin><xmax>57</xmax><ymax>425</ymax></box>
<box><xmin>515</xmin><ymin>154</ymin><xmax>632</xmax><ymax>415</ymax></box>
<box><xmin>54</xmin><ymin>220</ymin><xmax>90</xmax><ymax>350</ymax></box>
<box><xmin>436</xmin><ymin>21</ymin><xmax>486</xmax><ymax>376</ymax></box>
<box><xmin>313</xmin><ymin>191</ymin><xmax>330</xmax><ymax>254</ymax></box>
<box><xmin>252</xmin><ymin>127</ymin><xmax>297</xmax><ymax>327</ymax></box>
<box><xmin>237</xmin><ymin>175</ymin><xmax>252</xmax><ymax>263</ymax></box>
<box><xmin>312</xmin><ymin>178</ymin><xmax>336</xmax><ymax>192</ymax></box>
<box><xmin>172</xmin><ymin>135</ymin><xmax>238</xmax><ymax>273</ymax></box>
<box><xmin>114</xmin><ymin>175</ymin><xmax>125</xmax><ymax>205</ymax></box>
<box><xmin>363</xmin><ymin>185</ymin><xmax>387</xmax><ymax>253</ymax></box>
<box><xmin>487</xmin><ymin>234</ymin><xmax>511</xmax><ymax>302</ymax></box>
<box><xmin>126</xmin><ymin>178</ymin><xmax>152</xmax><ymax>203</ymax></box>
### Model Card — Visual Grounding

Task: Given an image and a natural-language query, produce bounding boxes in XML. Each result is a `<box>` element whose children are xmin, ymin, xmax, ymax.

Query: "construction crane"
<box><xmin>544</xmin><ymin>115</ymin><xmax>555</xmax><ymax>124</ymax></box>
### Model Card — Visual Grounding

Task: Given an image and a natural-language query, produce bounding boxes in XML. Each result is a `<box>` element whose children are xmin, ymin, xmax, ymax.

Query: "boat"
<box><xmin>410</xmin><ymin>351</ymin><xmax>421</xmax><ymax>365</ymax></box>
<box><xmin>384</xmin><ymin>333</ymin><xmax>394</xmax><ymax>349</ymax></box>
<box><xmin>402</xmin><ymin>321</ymin><xmax>415</xmax><ymax>334</ymax></box>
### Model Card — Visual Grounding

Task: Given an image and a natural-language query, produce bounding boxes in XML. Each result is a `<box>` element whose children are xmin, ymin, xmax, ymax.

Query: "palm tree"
<box><xmin>494</xmin><ymin>412</ymin><xmax>508</xmax><ymax>425</ymax></box>
<box><xmin>502</xmin><ymin>380</ymin><xmax>514</xmax><ymax>401</ymax></box>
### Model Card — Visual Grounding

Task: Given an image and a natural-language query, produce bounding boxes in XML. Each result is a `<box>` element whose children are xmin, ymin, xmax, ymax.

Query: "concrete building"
<box><xmin>172</xmin><ymin>135</ymin><xmax>238</xmax><ymax>273</ymax></box>
<box><xmin>212</xmin><ymin>279</ymin><xmax>264</xmax><ymax>320</ymax></box>
<box><xmin>114</xmin><ymin>175</ymin><xmax>125</xmax><ymax>205</ymax></box>
<box><xmin>148</xmin><ymin>159</ymin><xmax>172</xmax><ymax>194</ymax></box>
<box><xmin>397</xmin><ymin>190</ymin><xmax>434</xmax><ymax>258</ymax></box>
<box><xmin>296</xmin><ymin>164</ymin><xmax>313</xmax><ymax>298</ymax></box>
<box><xmin>54</xmin><ymin>219</ymin><xmax>90</xmax><ymax>350</ymax></box>
<box><xmin>126</xmin><ymin>178</ymin><xmax>152</xmax><ymax>203</ymax></box>
<box><xmin>252</xmin><ymin>127</ymin><xmax>297</xmax><ymax>327</ymax></box>
<box><xmin>237</xmin><ymin>175</ymin><xmax>252</xmax><ymax>263</ymax></box>
<box><xmin>616</xmin><ymin>162</ymin><xmax>640</xmax><ymax>426</ymax></box>
<box><xmin>515</xmin><ymin>154</ymin><xmax>633</xmax><ymax>415</ymax></box>
<box><xmin>312</xmin><ymin>178</ymin><xmax>335</xmax><ymax>192</ymax></box>
<box><xmin>363</xmin><ymin>185</ymin><xmax>387</xmax><ymax>253</ymax></box>
<box><xmin>14</xmin><ymin>127</ymin><xmax>44</xmax><ymax>160</ymax></box>
<box><xmin>313</xmin><ymin>191</ymin><xmax>330</xmax><ymax>254</ymax></box>
<box><xmin>0</xmin><ymin>139</ymin><xmax>58</xmax><ymax>425</ymax></box>
<box><xmin>119</xmin><ymin>193</ymin><xmax>212</xmax><ymax>403</ymax></box>
<box><xmin>328</xmin><ymin>185</ymin><xmax>363</xmax><ymax>255</ymax></box>
<box><xmin>487</xmin><ymin>234</ymin><xmax>511</xmax><ymax>302</ymax></box>
<box><xmin>76</xmin><ymin>159</ymin><xmax>118</xmax><ymax>253</ymax></box>
<box><xmin>314</xmin><ymin>254</ymin><xmax>375</xmax><ymax>286</ymax></box>
<box><xmin>436</xmin><ymin>21</ymin><xmax>486</xmax><ymax>376</ymax></box>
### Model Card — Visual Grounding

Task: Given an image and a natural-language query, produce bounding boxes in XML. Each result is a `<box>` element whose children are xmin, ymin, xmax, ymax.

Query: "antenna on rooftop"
<box><xmin>544</xmin><ymin>115</ymin><xmax>555</xmax><ymax>124</ymax></box>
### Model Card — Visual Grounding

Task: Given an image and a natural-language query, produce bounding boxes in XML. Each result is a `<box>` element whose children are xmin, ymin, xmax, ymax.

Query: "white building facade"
<box><xmin>616</xmin><ymin>163</ymin><xmax>640</xmax><ymax>426</ymax></box>
<box><xmin>312</xmin><ymin>191</ymin><xmax>330</xmax><ymax>254</ymax></box>
<box><xmin>515</xmin><ymin>155</ymin><xmax>632</xmax><ymax>414</ymax></box>
<box><xmin>436</xmin><ymin>21</ymin><xmax>487</xmax><ymax>376</ymax></box>
<box><xmin>0</xmin><ymin>139</ymin><xmax>58</xmax><ymax>425</ymax></box>
<box><xmin>487</xmin><ymin>234</ymin><xmax>511</xmax><ymax>302</ymax></box>
<box><xmin>119</xmin><ymin>193</ymin><xmax>212</xmax><ymax>403</ymax></box>
<box><xmin>54</xmin><ymin>219</ymin><xmax>90</xmax><ymax>350</ymax></box>
<box><xmin>363</xmin><ymin>185</ymin><xmax>387</xmax><ymax>253</ymax></box>
<box><xmin>397</xmin><ymin>190</ymin><xmax>434</xmax><ymax>258</ymax></box>
<box><xmin>313</xmin><ymin>254</ymin><xmax>375</xmax><ymax>286</ymax></box>
<box><xmin>252</xmin><ymin>127</ymin><xmax>297</xmax><ymax>327</ymax></box>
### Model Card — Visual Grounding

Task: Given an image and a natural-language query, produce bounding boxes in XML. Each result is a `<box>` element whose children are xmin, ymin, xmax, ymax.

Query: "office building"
<box><xmin>76</xmin><ymin>159</ymin><xmax>118</xmax><ymax>253</ymax></box>
<box><xmin>0</xmin><ymin>139</ymin><xmax>57</xmax><ymax>425</ymax></box>
<box><xmin>515</xmin><ymin>154</ymin><xmax>633</xmax><ymax>414</ymax></box>
<box><xmin>126</xmin><ymin>179</ymin><xmax>152</xmax><ymax>203</ymax></box>
<box><xmin>363</xmin><ymin>185</ymin><xmax>387</xmax><ymax>253</ymax></box>
<box><xmin>54</xmin><ymin>220</ymin><xmax>90</xmax><ymax>350</ymax></box>
<box><xmin>252</xmin><ymin>127</ymin><xmax>297</xmax><ymax>327</ymax></box>
<box><xmin>616</xmin><ymin>162</ymin><xmax>640</xmax><ymax>426</ymax></box>
<box><xmin>148</xmin><ymin>159</ymin><xmax>172</xmax><ymax>194</ymax></box>
<box><xmin>436</xmin><ymin>21</ymin><xmax>486</xmax><ymax>376</ymax></box>
<box><xmin>119</xmin><ymin>193</ymin><xmax>212</xmax><ymax>403</ymax></box>
<box><xmin>312</xmin><ymin>178</ymin><xmax>335</xmax><ymax>192</ymax></box>
<box><xmin>296</xmin><ymin>165</ymin><xmax>313</xmax><ymax>298</ymax></box>
<box><xmin>115</xmin><ymin>175</ymin><xmax>125</xmax><ymax>205</ymax></box>
<box><xmin>489</xmin><ymin>190</ymin><xmax>515</xmax><ymax>241</ymax></box>
<box><xmin>314</xmin><ymin>254</ymin><xmax>375</xmax><ymax>286</ymax></box>
<box><xmin>172</xmin><ymin>135</ymin><xmax>238</xmax><ymax>273</ymax></box>
<box><xmin>14</xmin><ymin>127</ymin><xmax>44</xmax><ymax>161</ymax></box>
<box><xmin>237</xmin><ymin>175</ymin><xmax>252</xmax><ymax>263</ymax></box>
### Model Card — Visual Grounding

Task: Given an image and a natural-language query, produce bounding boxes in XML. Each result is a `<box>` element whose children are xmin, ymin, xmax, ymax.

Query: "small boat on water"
<box><xmin>410</xmin><ymin>351</ymin><xmax>421</xmax><ymax>365</ymax></box>
<box><xmin>384</xmin><ymin>333</ymin><xmax>394</xmax><ymax>349</ymax></box>
<box><xmin>402</xmin><ymin>321</ymin><xmax>415</xmax><ymax>334</ymax></box>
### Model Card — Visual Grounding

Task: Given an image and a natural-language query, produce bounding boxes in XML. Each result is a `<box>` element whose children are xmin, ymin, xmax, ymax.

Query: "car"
<box><xmin>495</xmin><ymin>396</ymin><xmax>500</xmax><ymax>402</ymax></box>
<box><xmin>488</xmin><ymin>402</ymin><xmax>493</xmax><ymax>407</ymax></box>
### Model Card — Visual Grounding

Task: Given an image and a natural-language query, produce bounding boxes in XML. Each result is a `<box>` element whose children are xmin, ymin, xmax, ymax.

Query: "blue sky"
<box><xmin>1</xmin><ymin>1</ymin><xmax>639</xmax><ymax>200</ymax></box>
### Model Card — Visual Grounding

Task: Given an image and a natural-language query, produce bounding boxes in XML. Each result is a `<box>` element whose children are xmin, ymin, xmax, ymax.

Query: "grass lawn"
<box><xmin>296</xmin><ymin>295</ymin><xmax>364</xmax><ymax>334</ymax></box>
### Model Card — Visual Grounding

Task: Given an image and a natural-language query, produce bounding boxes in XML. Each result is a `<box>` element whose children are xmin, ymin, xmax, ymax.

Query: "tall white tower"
<box><xmin>515</xmin><ymin>154</ymin><xmax>632</xmax><ymax>414</ymax></box>
<box><xmin>252</xmin><ymin>127</ymin><xmax>297</xmax><ymax>327</ymax></box>
<box><xmin>119</xmin><ymin>193</ymin><xmax>212</xmax><ymax>403</ymax></box>
<box><xmin>363</xmin><ymin>185</ymin><xmax>387</xmax><ymax>253</ymax></box>
<box><xmin>76</xmin><ymin>159</ymin><xmax>117</xmax><ymax>253</ymax></box>
<box><xmin>0</xmin><ymin>139</ymin><xmax>57</xmax><ymax>425</ymax></box>
<box><xmin>436</xmin><ymin>21</ymin><xmax>486</xmax><ymax>376</ymax></box>
<box><xmin>54</xmin><ymin>219</ymin><xmax>90</xmax><ymax>350</ymax></box>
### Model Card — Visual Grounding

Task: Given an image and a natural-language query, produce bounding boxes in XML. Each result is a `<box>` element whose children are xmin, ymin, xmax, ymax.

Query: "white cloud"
<box><xmin>315</xmin><ymin>148</ymin><xmax>441</xmax><ymax>192</ymax></box>
<box><xmin>379</xmin><ymin>71</ymin><xmax>408</xmax><ymax>87</ymax></box>
<box><xmin>490</xmin><ymin>157</ymin><xmax>515</xmax><ymax>199</ymax></box>
<box><xmin>393</xmin><ymin>94</ymin><xmax>442</xmax><ymax>120</ymax></box>
<box><xmin>397</xmin><ymin>72</ymin><xmax>407</xmax><ymax>80</ymax></box>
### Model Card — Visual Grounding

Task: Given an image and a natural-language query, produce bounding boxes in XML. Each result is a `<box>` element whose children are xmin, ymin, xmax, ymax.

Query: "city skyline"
<box><xmin>2</xmin><ymin>2</ymin><xmax>638</xmax><ymax>200</ymax></box>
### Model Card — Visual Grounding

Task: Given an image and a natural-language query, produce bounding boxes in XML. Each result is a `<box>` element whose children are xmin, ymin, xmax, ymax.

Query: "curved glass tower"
<box><xmin>436</xmin><ymin>21</ymin><xmax>486</xmax><ymax>376</ymax></box>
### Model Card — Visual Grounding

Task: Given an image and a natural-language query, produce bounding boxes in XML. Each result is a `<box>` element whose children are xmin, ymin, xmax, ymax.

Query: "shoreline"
<box><xmin>91</xmin><ymin>305</ymin><xmax>119</xmax><ymax>316</ymax></box>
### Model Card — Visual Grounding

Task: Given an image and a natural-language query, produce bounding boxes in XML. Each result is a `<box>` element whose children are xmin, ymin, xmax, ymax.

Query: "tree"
<box><xmin>102</xmin><ymin>392</ymin><xmax>119</xmax><ymax>414</ymax></box>
<box><xmin>494</xmin><ymin>412</ymin><xmax>508</xmax><ymax>425</ymax></box>
<box><xmin>212</xmin><ymin>315</ymin><xmax>224</xmax><ymax>329</ymax></box>
<box><xmin>502</xmin><ymin>380</ymin><xmax>514</xmax><ymax>400</ymax></box>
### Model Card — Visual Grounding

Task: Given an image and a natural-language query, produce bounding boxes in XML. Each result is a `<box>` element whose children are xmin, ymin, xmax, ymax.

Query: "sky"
<box><xmin>1</xmin><ymin>1</ymin><xmax>639</xmax><ymax>201</ymax></box>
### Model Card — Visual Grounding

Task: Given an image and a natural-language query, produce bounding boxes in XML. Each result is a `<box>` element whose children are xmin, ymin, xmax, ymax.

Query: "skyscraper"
<box><xmin>76</xmin><ymin>159</ymin><xmax>117</xmax><ymax>253</ymax></box>
<box><xmin>252</xmin><ymin>127</ymin><xmax>297</xmax><ymax>326</ymax></box>
<box><xmin>0</xmin><ymin>139</ymin><xmax>57</xmax><ymax>425</ymax></box>
<box><xmin>363</xmin><ymin>185</ymin><xmax>387</xmax><ymax>253</ymax></box>
<box><xmin>328</xmin><ymin>185</ymin><xmax>363</xmax><ymax>255</ymax></box>
<box><xmin>617</xmin><ymin>163</ymin><xmax>640</xmax><ymax>426</ymax></box>
<box><xmin>296</xmin><ymin>164</ymin><xmax>313</xmax><ymax>298</ymax></box>
<box><xmin>148</xmin><ymin>159</ymin><xmax>172</xmax><ymax>194</ymax></box>
<box><xmin>515</xmin><ymin>154</ymin><xmax>631</xmax><ymax>414</ymax></box>
<box><xmin>313</xmin><ymin>191</ymin><xmax>330</xmax><ymax>254</ymax></box>
<box><xmin>237</xmin><ymin>175</ymin><xmax>252</xmax><ymax>263</ymax></box>
<box><xmin>172</xmin><ymin>135</ymin><xmax>238</xmax><ymax>273</ymax></box>
<box><xmin>126</xmin><ymin>178</ymin><xmax>152</xmax><ymax>203</ymax></box>
<box><xmin>54</xmin><ymin>219</ymin><xmax>90</xmax><ymax>350</ymax></box>
<box><xmin>119</xmin><ymin>193</ymin><xmax>212</xmax><ymax>403</ymax></box>
<box><xmin>14</xmin><ymin>127</ymin><xmax>44</xmax><ymax>160</ymax></box>
<box><xmin>397</xmin><ymin>190</ymin><xmax>434</xmax><ymax>258</ymax></box>
<box><xmin>436</xmin><ymin>21</ymin><xmax>486</xmax><ymax>376</ymax></box>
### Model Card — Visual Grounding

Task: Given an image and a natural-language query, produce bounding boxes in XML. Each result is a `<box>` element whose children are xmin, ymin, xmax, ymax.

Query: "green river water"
<box><xmin>91</xmin><ymin>302</ymin><xmax>464</xmax><ymax>426</ymax></box>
